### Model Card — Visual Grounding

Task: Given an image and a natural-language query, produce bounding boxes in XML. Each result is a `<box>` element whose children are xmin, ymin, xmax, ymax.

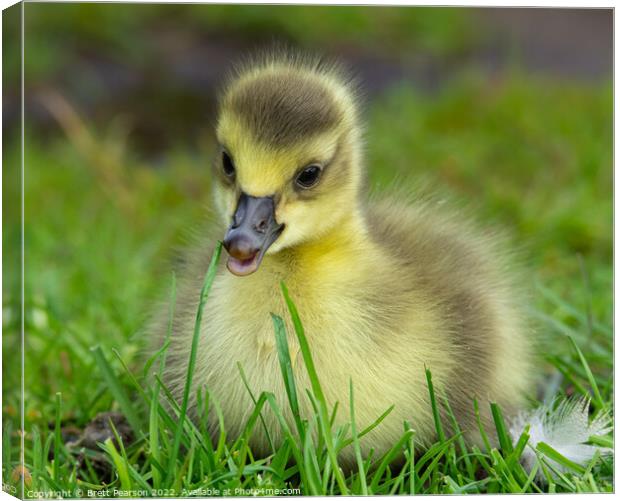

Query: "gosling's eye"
<box><xmin>295</xmin><ymin>165</ymin><xmax>322</xmax><ymax>189</ymax></box>
<box><xmin>222</xmin><ymin>151</ymin><xmax>236</xmax><ymax>178</ymax></box>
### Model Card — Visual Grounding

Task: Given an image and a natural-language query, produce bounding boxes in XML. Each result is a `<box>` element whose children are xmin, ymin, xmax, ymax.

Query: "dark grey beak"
<box><xmin>223</xmin><ymin>193</ymin><xmax>284</xmax><ymax>276</ymax></box>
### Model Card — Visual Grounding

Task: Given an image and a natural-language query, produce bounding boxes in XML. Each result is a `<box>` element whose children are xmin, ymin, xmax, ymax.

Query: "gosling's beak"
<box><xmin>223</xmin><ymin>193</ymin><xmax>284</xmax><ymax>276</ymax></box>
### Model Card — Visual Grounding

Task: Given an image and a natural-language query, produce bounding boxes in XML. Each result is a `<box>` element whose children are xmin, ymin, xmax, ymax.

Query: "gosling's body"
<box><xmin>155</xmin><ymin>53</ymin><xmax>534</xmax><ymax>463</ymax></box>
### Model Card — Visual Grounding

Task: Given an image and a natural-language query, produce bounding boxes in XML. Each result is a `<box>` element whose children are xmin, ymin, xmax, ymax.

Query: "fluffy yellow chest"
<box><xmin>197</xmin><ymin>262</ymin><xmax>370</xmax><ymax>384</ymax></box>
<box><xmin>191</xmin><ymin>263</ymin><xmax>380</xmax><ymax>441</ymax></box>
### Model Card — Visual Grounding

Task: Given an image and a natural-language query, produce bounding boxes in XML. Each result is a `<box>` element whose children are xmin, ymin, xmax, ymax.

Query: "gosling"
<box><xmin>154</xmin><ymin>52</ymin><xmax>535</xmax><ymax>464</ymax></box>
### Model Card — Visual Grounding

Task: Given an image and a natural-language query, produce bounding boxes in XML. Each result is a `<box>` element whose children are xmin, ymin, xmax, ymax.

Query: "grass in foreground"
<box><xmin>6</xmin><ymin>242</ymin><xmax>614</xmax><ymax>496</ymax></box>
<box><xmin>2</xmin><ymin>72</ymin><xmax>613</xmax><ymax>495</ymax></box>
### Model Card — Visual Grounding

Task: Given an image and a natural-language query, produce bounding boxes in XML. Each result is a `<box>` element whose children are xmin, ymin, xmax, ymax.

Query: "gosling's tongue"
<box><xmin>226</xmin><ymin>252</ymin><xmax>262</xmax><ymax>277</ymax></box>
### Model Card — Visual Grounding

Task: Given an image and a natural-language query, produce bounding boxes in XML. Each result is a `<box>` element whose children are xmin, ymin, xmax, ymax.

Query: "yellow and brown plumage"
<box><xmin>153</xmin><ymin>51</ymin><xmax>535</xmax><ymax>464</ymax></box>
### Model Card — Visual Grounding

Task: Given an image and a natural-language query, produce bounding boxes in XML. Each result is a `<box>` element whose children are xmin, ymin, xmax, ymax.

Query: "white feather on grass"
<box><xmin>509</xmin><ymin>396</ymin><xmax>613</xmax><ymax>479</ymax></box>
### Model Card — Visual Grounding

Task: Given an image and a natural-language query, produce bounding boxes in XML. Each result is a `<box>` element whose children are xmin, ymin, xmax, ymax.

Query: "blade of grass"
<box><xmin>340</xmin><ymin>404</ymin><xmax>395</xmax><ymax>449</ymax></box>
<box><xmin>489</xmin><ymin>448</ymin><xmax>521</xmax><ymax>492</ymax></box>
<box><xmin>510</xmin><ymin>425</ymin><xmax>530</xmax><ymax>463</ymax></box>
<box><xmin>588</xmin><ymin>434</ymin><xmax>613</xmax><ymax>448</ymax></box>
<box><xmin>441</xmin><ymin>394</ymin><xmax>474</xmax><ymax>479</ymax></box>
<box><xmin>165</xmin><ymin>242</ymin><xmax>222</xmax><ymax>484</ymax></box>
<box><xmin>237</xmin><ymin>362</ymin><xmax>275</xmax><ymax>453</ymax></box>
<box><xmin>425</xmin><ymin>367</ymin><xmax>445</xmax><ymax>443</ymax></box>
<box><xmin>279</xmin><ymin>283</ymin><xmax>348</xmax><ymax>494</ymax></box>
<box><xmin>279</xmin><ymin>285</ymin><xmax>324</xmax><ymax>403</ymax></box>
<box><xmin>404</xmin><ymin>421</ymin><xmax>415</xmax><ymax>495</ymax></box>
<box><xmin>473</xmin><ymin>399</ymin><xmax>492</xmax><ymax>452</ymax></box>
<box><xmin>349</xmin><ymin>378</ymin><xmax>368</xmax><ymax>495</ymax></box>
<box><xmin>108</xmin><ymin>418</ymin><xmax>153</xmax><ymax>492</ymax></box>
<box><xmin>567</xmin><ymin>336</ymin><xmax>605</xmax><ymax>410</ymax></box>
<box><xmin>506</xmin><ymin>425</ymin><xmax>530</xmax><ymax>485</ymax></box>
<box><xmin>536</xmin><ymin>441</ymin><xmax>586</xmax><ymax>475</ymax></box>
<box><xmin>302</xmin><ymin>418</ymin><xmax>323</xmax><ymax>495</ymax></box>
<box><xmin>272</xmin><ymin>313</ymin><xmax>304</xmax><ymax>438</ymax></box>
<box><xmin>369</xmin><ymin>428</ymin><xmax>415</xmax><ymax>491</ymax></box>
<box><xmin>148</xmin><ymin>389</ymin><xmax>162</xmax><ymax>489</ymax></box>
<box><xmin>263</xmin><ymin>392</ymin><xmax>310</xmax><ymax>492</ymax></box>
<box><xmin>520</xmin><ymin>460</ymin><xmax>540</xmax><ymax>493</ymax></box>
<box><xmin>583</xmin><ymin>449</ymin><xmax>602</xmax><ymax>477</ymax></box>
<box><xmin>270</xmin><ymin>440</ymin><xmax>292</xmax><ymax>477</ymax></box>
<box><xmin>416</xmin><ymin>436</ymin><xmax>458</xmax><ymax>487</ymax></box>
<box><xmin>151</xmin><ymin>272</ymin><xmax>176</xmax><ymax>489</ymax></box>
<box><xmin>490</xmin><ymin>402</ymin><xmax>513</xmax><ymax>454</ymax></box>
<box><xmin>53</xmin><ymin>392</ymin><xmax>62</xmax><ymax>484</ymax></box>
<box><xmin>195</xmin><ymin>386</ymin><xmax>217</xmax><ymax>474</ymax></box>
<box><xmin>141</xmin><ymin>339</ymin><xmax>171</xmax><ymax>381</ymax></box>
<box><xmin>546</xmin><ymin>355</ymin><xmax>590</xmax><ymax>397</ymax></box>
<box><xmin>91</xmin><ymin>346</ymin><xmax>143</xmax><ymax>436</ymax></box>
<box><xmin>232</xmin><ymin>391</ymin><xmax>275</xmax><ymax>451</ymax></box>
<box><xmin>101</xmin><ymin>438</ymin><xmax>132</xmax><ymax>491</ymax></box>
<box><xmin>303</xmin><ymin>389</ymin><xmax>326</xmax><ymax>457</ymax></box>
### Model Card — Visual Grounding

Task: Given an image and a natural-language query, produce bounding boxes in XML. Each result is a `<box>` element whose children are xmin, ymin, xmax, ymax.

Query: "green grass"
<box><xmin>2</xmin><ymin>71</ymin><xmax>612</xmax><ymax>495</ymax></box>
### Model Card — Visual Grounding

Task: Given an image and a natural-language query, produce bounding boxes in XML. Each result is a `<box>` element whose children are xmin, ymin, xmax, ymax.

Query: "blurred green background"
<box><xmin>2</xmin><ymin>2</ymin><xmax>613</xmax><ymax>481</ymax></box>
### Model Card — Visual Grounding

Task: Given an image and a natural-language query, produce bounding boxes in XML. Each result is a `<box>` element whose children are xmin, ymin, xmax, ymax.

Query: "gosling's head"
<box><xmin>213</xmin><ymin>53</ymin><xmax>364</xmax><ymax>276</ymax></box>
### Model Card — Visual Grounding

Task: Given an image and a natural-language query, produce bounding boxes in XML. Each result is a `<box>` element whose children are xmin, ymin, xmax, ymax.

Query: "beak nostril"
<box><xmin>255</xmin><ymin>220</ymin><xmax>268</xmax><ymax>233</ymax></box>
